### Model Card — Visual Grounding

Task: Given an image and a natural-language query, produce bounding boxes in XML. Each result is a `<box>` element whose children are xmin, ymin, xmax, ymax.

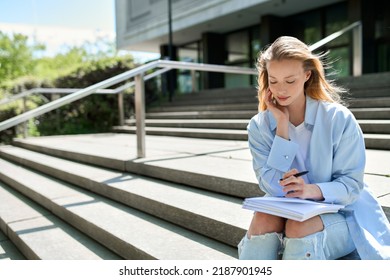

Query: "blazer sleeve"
<box><xmin>247</xmin><ymin>113</ymin><xmax>299</xmax><ymax>196</ymax></box>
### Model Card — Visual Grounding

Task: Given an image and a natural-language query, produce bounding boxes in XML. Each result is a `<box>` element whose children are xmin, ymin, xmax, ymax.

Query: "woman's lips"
<box><xmin>277</xmin><ymin>96</ymin><xmax>290</xmax><ymax>102</ymax></box>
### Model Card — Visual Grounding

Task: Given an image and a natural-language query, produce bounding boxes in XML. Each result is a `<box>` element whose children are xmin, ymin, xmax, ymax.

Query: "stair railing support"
<box><xmin>135</xmin><ymin>74</ymin><xmax>146</xmax><ymax>158</ymax></box>
<box><xmin>118</xmin><ymin>91</ymin><xmax>125</xmax><ymax>126</ymax></box>
<box><xmin>352</xmin><ymin>23</ymin><xmax>362</xmax><ymax>76</ymax></box>
<box><xmin>191</xmin><ymin>70</ymin><xmax>197</xmax><ymax>93</ymax></box>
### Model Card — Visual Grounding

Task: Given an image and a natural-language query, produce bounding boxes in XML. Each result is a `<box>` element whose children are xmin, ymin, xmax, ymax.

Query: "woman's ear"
<box><xmin>305</xmin><ymin>71</ymin><xmax>312</xmax><ymax>81</ymax></box>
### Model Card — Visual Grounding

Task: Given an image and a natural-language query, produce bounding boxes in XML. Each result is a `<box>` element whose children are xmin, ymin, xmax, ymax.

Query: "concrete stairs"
<box><xmin>0</xmin><ymin>135</ymin><xmax>258</xmax><ymax>260</ymax></box>
<box><xmin>0</xmin><ymin>133</ymin><xmax>389</xmax><ymax>260</ymax></box>
<box><xmin>113</xmin><ymin>72</ymin><xmax>390</xmax><ymax>150</ymax></box>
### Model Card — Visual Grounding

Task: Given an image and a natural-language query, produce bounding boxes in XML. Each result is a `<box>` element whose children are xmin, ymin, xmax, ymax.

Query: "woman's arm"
<box><xmin>247</xmin><ymin>115</ymin><xmax>299</xmax><ymax>196</ymax></box>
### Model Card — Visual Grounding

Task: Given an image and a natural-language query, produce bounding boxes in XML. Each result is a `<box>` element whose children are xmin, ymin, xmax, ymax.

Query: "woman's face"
<box><xmin>267</xmin><ymin>59</ymin><xmax>311</xmax><ymax>107</ymax></box>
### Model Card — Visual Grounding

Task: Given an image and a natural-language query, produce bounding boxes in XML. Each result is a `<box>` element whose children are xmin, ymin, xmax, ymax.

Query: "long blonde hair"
<box><xmin>256</xmin><ymin>36</ymin><xmax>345</xmax><ymax>111</ymax></box>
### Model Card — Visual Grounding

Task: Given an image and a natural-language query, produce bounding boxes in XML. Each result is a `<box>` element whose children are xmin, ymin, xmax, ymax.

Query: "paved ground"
<box><xmin>14</xmin><ymin>133</ymin><xmax>390</xmax><ymax>209</ymax></box>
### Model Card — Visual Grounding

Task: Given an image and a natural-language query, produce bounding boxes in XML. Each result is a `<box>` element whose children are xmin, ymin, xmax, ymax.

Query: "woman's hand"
<box><xmin>264</xmin><ymin>89</ymin><xmax>289</xmax><ymax>123</ymax></box>
<box><xmin>280</xmin><ymin>169</ymin><xmax>324</xmax><ymax>201</ymax></box>
<box><xmin>264</xmin><ymin>89</ymin><xmax>289</xmax><ymax>140</ymax></box>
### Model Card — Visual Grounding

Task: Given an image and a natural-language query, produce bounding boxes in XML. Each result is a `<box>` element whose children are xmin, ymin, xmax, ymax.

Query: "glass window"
<box><xmin>325</xmin><ymin>3</ymin><xmax>349</xmax><ymax>47</ymax></box>
<box><xmin>251</xmin><ymin>26</ymin><xmax>261</xmax><ymax>63</ymax></box>
<box><xmin>377</xmin><ymin>43</ymin><xmax>390</xmax><ymax>72</ymax></box>
<box><xmin>177</xmin><ymin>42</ymin><xmax>201</xmax><ymax>93</ymax></box>
<box><xmin>226</xmin><ymin>31</ymin><xmax>249</xmax><ymax>64</ymax></box>
<box><xmin>302</xmin><ymin>13</ymin><xmax>321</xmax><ymax>44</ymax></box>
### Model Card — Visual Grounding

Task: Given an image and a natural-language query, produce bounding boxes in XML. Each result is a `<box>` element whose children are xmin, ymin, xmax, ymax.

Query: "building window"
<box><xmin>375</xmin><ymin>0</ymin><xmax>390</xmax><ymax>72</ymax></box>
<box><xmin>177</xmin><ymin>41</ymin><xmax>201</xmax><ymax>93</ymax></box>
<box><xmin>226</xmin><ymin>31</ymin><xmax>250</xmax><ymax>65</ymax></box>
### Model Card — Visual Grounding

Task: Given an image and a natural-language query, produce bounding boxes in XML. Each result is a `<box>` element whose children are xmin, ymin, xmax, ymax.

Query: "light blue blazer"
<box><xmin>247</xmin><ymin>96</ymin><xmax>390</xmax><ymax>259</ymax></box>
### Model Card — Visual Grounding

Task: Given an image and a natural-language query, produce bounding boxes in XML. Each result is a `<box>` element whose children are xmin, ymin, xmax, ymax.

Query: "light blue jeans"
<box><xmin>238</xmin><ymin>212</ymin><xmax>357</xmax><ymax>260</ymax></box>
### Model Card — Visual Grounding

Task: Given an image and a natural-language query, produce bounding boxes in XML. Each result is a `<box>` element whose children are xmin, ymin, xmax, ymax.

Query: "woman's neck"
<box><xmin>288</xmin><ymin>94</ymin><xmax>306</xmax><ymax>126</ymax></box>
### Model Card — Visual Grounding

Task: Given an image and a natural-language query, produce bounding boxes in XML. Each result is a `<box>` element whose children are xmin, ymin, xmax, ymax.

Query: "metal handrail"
<box><xmin>0</xmin><ymin>67</ymin><xmax>172</xmax><ymax>107</ymax></box>
<box><xmin>0</xmin><ymin>60</ymin><xmax>256</xmax><ymax>157</ymax></box>
<box><xmin>309</xmin><ymin>21</ymin><xmax>362</xmax><ymax>76</ymax></box>
<box><xmin>309</xmin><ymin>21</ymin><xmax>360</xmax><ymax>51</ymax></box>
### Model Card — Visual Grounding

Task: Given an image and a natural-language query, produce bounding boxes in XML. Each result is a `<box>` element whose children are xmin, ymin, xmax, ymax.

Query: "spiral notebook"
<box><xmin>242</xmin><ymin>197</ymin><xmax>344</xmax><ymax>222</ymax></box>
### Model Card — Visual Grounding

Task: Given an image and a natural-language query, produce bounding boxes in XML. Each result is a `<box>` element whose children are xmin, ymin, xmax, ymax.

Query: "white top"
<box><xmin>288</xmin><ymin>122</ymin><xmax>312</xmax><ymax>183</ymax></box>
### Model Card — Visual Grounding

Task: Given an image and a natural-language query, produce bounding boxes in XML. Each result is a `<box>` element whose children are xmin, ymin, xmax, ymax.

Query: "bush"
<box><xmin>33</xmin><ymin>56</ymin><xmax>131</xmax><ymax>136</ymax></box>
<box><xmin>0</xmin><ymin>54</ymin><xmax>161</xmax><ymax>144</ymax></box>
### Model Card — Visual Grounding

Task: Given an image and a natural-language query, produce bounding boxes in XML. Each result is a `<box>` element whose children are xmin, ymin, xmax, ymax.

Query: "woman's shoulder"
<box><xmin>315</xmin><ymin>99</ymin><xmax>360</xmax><ymax>135</ymax></box>
<box><xmin>317</xmin><ymin>99</ymin><xmax>354</xmax><ymax>120</ymax></box>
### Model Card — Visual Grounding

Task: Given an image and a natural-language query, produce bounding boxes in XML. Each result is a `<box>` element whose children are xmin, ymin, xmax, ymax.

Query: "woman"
<box><xmin>238</xmin><ymin>36</ymin><xmax>390</xmax><ymax>260</ymax></box>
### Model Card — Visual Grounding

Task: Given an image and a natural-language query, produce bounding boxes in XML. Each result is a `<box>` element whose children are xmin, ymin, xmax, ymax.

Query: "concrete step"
<box><xmin>9</xmin><ymin>134</ymin><xmax>261</xmax><ymax>198</ymax></box>
<box><xmin>347</xmin><ymin>97</ymin><xmax>390</xmax><ymax>108</ymax></box>
<box><xmin>350</xmin><ymin>108</ymin><xmax>390</xmax><ymax>119</ymax></box>
<box><xmin>146</xmin><ymin>108</ymin><xmax>389</xmax><ymax>120</ymax></box>
<box><xmin>0</xmin><ymin>157</ymin><xmax>237</xmax><ymax>260</ymax></box>
<box><xmin>149</xmin><ymin>96</ymin><xmax>390</xmax><ymax>115</ymax></box>
<box><xmin>0</xmin><ymin>145</ymin><xmax>253</xmax><ymax>248</ymax></box>
<box><xmin>346</xmin><ymin>88</ymin><xmax>390</xmax><ymax>98</ymax></box>
<box><xmin>338</xmin><ymin>72</ymin><xmax>390</xmax><ymax>94</ymax></box>
<box><xmin>364</xmin><ymin>134</ymin><xmax>390</xmax><ymax>150</ymax></box>
<box><xmin>0</xmin><ymin>180</ymin><xmax>121</xmax><ymax>260</ymax></box>
<box><xmin>146</xmin><ymin>110</ymin><xmax>256</xmax><ymax>119</ymax></box>
<box><xmin>173</xmin><ymin>87</ymin><xmax>257</xmax><ymax>100</ymax></box>
<box><xmin>358</xmin><ymin>120</ymin><xmax>390</xmax><ymax>134</ymax></box>
<box><xmin>3</xmin><ymin>133</ymin><xmax>389</xmax><ymax>216</ymax></box>
<box><xmin>113</xmin><ymin>126</ymin><xmax>248</xmax><ymax>140</ymax></box>
<box><xmin>0</xmin><ymin>227</ymin><xmax>25</xmax><ymax>260</ymax></box>
<box><xmin>124</xmin><ymin>119</ymin><xmax>389</xmax><ymax>134</ymax></box>
<box><xmin>125</xmin><ymin>119</ymin><xmax>249</xmax><ymax>130</ymax></box>
<box><xmin>112</xmin><ymin>125</ymin><xmax>390</xmax><ymax>150</ymax></box>
<box><xmin>148</xmin><ymin>103</ymin><xmax>257</xmax><ymax>113</ymax></box>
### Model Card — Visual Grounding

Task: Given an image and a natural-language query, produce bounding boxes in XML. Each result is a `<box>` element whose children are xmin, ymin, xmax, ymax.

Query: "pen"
<box><xmin>280</xmin><ymin>170</ymin><xmax>309</xmax><ymax>181</ymax></box>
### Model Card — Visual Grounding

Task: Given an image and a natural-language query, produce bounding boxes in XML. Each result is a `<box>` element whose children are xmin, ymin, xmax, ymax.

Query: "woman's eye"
<box><xmin>286</xmin><ymin>80</ymin><xmax>295</xmax><ymax>84</ymax></box>
<box><xmin>269</xmin><ymin>81</ymin><xmax>277</xmax><ymax>84</ymax></box>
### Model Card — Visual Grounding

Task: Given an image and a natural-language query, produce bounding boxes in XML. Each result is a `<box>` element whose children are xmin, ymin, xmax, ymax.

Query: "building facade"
<box><xmin>115</xmin><ymin>0</ymin><xmax>389</xmax><ymax>91</ymax></box>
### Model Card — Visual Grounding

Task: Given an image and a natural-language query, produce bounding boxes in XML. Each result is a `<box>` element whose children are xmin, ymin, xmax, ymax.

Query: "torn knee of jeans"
<box><xmin>247</xmin><ymin>232</ymin><xmax>283</xmax><ymax>240</ymax></box>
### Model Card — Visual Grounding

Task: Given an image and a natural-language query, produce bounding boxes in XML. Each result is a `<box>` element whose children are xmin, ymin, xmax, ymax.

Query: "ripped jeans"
<box><xmin>238</xmin><ymin>212</ymin><xmax>356</xmax><ymax>260</ymax></box>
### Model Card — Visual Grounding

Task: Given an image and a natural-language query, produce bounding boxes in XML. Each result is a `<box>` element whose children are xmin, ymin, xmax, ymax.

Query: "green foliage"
<box><xmin>33</xmin><ymin>47</ymin><xmax>88</xmax><ymax>80</ymax></box>
<box><xmin>0</xmin><ymin>31</ymin><xmax>161</xmax><ymax>144</ymax></box>
<box><xmin>35</xmin><ymin>54</ymin><xmax>146</xmax><ymax>137</ymax></box>
<box><xmin>0</xmin><ymin>32</ymin><xmax>44</xmax><ymax>83</ymax></box>
<box><xmin>0</xmin><ymin>31</ymin><xmax>143</xmax><ymax>144</ymax></box>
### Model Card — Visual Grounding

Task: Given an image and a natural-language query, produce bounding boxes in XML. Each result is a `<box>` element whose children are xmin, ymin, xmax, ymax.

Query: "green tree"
<box><xmin>34</xmin><ymin>46</ymin><xmax>88</xmax><ymax>80</ymax></box>
<box><xmin>0</xmin><ymin>32</ymin><xmax>44</xmax><ymax>84</ymax></box>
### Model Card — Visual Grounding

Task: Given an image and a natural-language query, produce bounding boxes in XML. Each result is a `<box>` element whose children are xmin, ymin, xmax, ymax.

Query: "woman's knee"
<box><xmin>285</xmin><ymin>216</ymin><xmax>324</xmax><ymax>238</ymax></box>
<box><xmin>247</xmin><ymin>212</ymin><xmax>285</xmax><ymax>237</ymax></box>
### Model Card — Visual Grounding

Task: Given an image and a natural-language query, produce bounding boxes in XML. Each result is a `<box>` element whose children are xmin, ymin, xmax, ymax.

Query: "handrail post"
<box><xmin>352</xmin><ymin>23</ymin><xmax>362</xmax><ymax>76</ymax></box>
<box><xmin>191</xmin><ymin>70</ymin><xmax>197</xmax><ymax>93</ymax></box>
<box><xmin>22</xmin><ymin>96</ymin><xmax>27</xmax><ymax>138</ymax></box>
<box><xmin>118</xmin><ymin>91</ymin><xmax>124</xmax><ymax>126</ymax></box>
<box><xmin>135</xmin><ymin>74</ymin><xmax>146</xmax><ymax>158</ymax></box>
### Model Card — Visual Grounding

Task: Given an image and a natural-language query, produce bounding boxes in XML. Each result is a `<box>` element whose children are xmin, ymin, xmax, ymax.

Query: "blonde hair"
<box><xmin>256</xmin><ymin>36</ymin><xmax>345</xmax><ymax>111</ymax></box>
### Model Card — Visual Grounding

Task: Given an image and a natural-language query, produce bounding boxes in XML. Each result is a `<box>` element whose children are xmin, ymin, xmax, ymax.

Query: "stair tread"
<box><xmin>146</xmin><ymin>110</ymin><xmax>256</xmax><ymax>116</ymax></box>
<box><xmin>8</xmin><ymin>134</ymin><xmax>390</xmax><ymax>203</ymax></box>
<box><xmin>364</xmin><ymin>134</ymin><xmax>390</xmax><ymax>139</ymax></box>
<box><xmin>0</xmin><ymin>157</ymin><xmax>237</xmax><ymax>260</ymax></box>
<box><xmin>10</xmin><ymin>134</ymin><xmax>261</xmax><ymax>197</ymax></box>
<box><xmin>0</xmin><ymin>180</ymin><xmax>121</xmax><ymax>260</ymax></box>
<box><xmin>358</xmin><ymin>120</ymin><xmax>390</xmax><ymax>124</ymax></box>
<box><xmin>0</xmin><ymin>228</ymin><xmax>25</xmax><ymax>260</ymax></box>
<box><xmin>0</xmin><ymin>145</ymin><xmax>252</xmax><ymax>246</ymax></box>
<box><xmin>351</xmin><ymin>107</ymin><xmax>390</xmax><ymax>112</ymax></box>
<box><xmin>114</xmin><ymin>125</ymin><xmax>248</xmax><ymax>134</ymax></box>
<box><xmin>126</xmin><ymin>119</ymin><xmax>250</xmax><ymax>124</ymax></box>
